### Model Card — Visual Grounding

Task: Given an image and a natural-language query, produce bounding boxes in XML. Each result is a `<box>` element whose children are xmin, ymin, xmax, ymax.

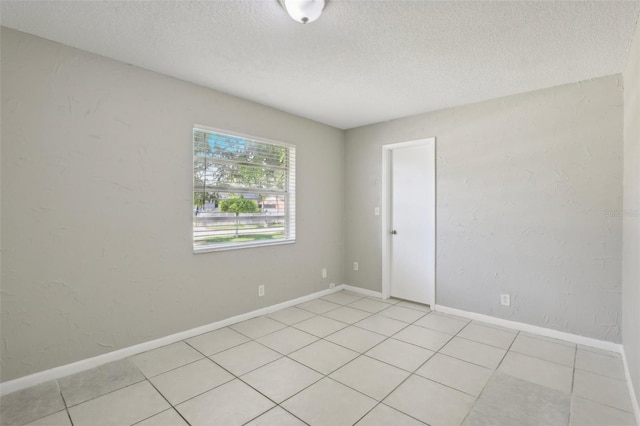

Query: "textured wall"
<box><xmin>345</xmin><ymin>76</ymin><xmax>623</xmax><ymax>342</ymax></box>
<box><xmin>0</xmin><ymin>28</ymin><xmax>345</xmax><ymax>382</ymax></box>
<box><xmin>622</xmin><ymin>16</ymin><xmax>640</xmax><ymax>412</ymax></box>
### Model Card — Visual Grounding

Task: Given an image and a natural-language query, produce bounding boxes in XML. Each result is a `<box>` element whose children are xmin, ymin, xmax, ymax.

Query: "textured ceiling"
<box><xmin>1</xmin><ymin>1</ymin><xmax>639</xmax><ymax>129</ymax></box>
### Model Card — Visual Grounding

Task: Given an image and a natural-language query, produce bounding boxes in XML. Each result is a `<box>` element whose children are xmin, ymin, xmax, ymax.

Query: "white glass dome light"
<box><xmin>280</xmin><ymin>0</ymin><xmax>326</xmax><ymax>24</ymax></box>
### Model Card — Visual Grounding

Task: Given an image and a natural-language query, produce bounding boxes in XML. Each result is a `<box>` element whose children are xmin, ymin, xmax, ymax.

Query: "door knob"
<box><xmin>391</xmin><ymin>230</ymin><xmax>397</xmax><ymax>235</ymax></box>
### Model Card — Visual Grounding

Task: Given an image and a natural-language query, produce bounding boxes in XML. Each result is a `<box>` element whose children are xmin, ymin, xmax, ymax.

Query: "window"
<box><xmin>193</xmin><ymin>127</ymin><xmax>296</xmax><ymax>252</ymax></box>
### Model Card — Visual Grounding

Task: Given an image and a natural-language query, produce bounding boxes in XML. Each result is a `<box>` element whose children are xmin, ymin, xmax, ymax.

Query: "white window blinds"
<box><xmin>193</xmin><ymin>127</ymin><xmax>296</xmax><ymax>252</ymax></box>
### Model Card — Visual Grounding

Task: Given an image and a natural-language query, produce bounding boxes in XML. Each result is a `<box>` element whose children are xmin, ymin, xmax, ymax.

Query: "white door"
<box><xmin>389</xmin><ymin>142</ymin><xmax>435</xmax><ymax>305</ymax></box>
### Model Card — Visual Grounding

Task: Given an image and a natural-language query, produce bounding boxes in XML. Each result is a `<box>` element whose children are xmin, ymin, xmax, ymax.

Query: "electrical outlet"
<box><xmin>353</xmin><ymin>262</ymin><xmax>359</xmax><ymax>271</ymax></box>
<box><xmin>374</xmin><ymin>207</ymin><xmax>380</xmax><ymax>216</ymax></box>
<box><xmin>322</xmin><ymin>268</ymin><xmax>327</xmax><ymax>279</ymax></box>
<box><xmin>258</xmin><ymin>285</ymin><xmax>265</xmax><ymax>297</ymax></box>
<box><xmin>500</xmin><ymin>294</ymin><xmax>510</xmax><ymax>306</ymax></box>
<box><xmin>329</xmin><ymin>283</ymin><xmax>335</xmax><ymax>289</ymax></box>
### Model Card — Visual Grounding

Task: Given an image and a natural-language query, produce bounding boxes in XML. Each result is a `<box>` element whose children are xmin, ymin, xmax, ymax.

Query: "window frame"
<box><xmin>192</xmin><ymin>125</ymin><xmax>296</xmax><ymax>254</ymax></box>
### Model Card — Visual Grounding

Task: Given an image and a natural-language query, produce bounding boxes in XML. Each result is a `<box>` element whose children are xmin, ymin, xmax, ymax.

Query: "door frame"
<box><xmin>381</xmin><ymin>137</ymin><xmax>436</xmax><ymax>304</ymax></box>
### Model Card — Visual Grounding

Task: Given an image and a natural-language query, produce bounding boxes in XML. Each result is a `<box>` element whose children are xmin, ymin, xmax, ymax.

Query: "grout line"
<box><xmin>57</xmin><ymin>382</ymin><xmax>69</xmax><ymax>409</ymax></box>
<box><xmin>57</xmin><ymin>387</ymin><xmax>75</xmax><ymax>426</ymax></box>
<box><xmin>137</xmin><ymin>354</ymin><xmax>207</xmax><ymax>380</ymax></box>
<box><xmin>506</xmin><ymin>349</ymin><xmax>575</xmax><ymax>369</ymax></box>
<box><xmin>311</xmin><ymin>315</ymin><xmax>435</xmax><ymax>421</ymax></box>
<box><xmin>143</xmin><ymin>380</ymin><xmax>193</xmax><ymax>426</ymax></box>
<box><xmin>379</xmin><ymin>402</ymin><xmax>430</xmax><ymax>425</ymax></box>
<box><xmin>491</xmin><ymin>328</ymin><xmax>519</xmax><ymax>372</ymax></box>
<box><xmin>259</xmin><ymin>304</ymin><xmax>427</xmax><ymax>422</ymax></box>
<box><xmin>571</xmin><ymin>394</ymin><xmax>637</xmax><ymax>415</ymax></box>
<box><xmin>573</xmin><ymin>366</ymin><xmax>630</xmax><ymax>382</ymax></box>
<box><xmin>457</xmin><ymin>328</ymin><xmax>520</xmax><ymax>426</ymax></box>
<box><xmin>274</xmin><ymin>305</ymin><xmax>505</xmax><ymax>425</ymax></box>
<box><xmin>240</xmin><ymin>406</ymin><xmax>310</xmax><ymax>426</ymax></box>
<box><xmin>163</xmin><ymin>340</ymin><xmax>271</xmax><ymax>410</ymax></box>
<box><xmin>570</xmin><ymin>344</ymin><xmax>578</xmax><ymax>393</ymax></box>
<box><xmin>267</xmin><ymin>312</ymin><xmax>319</xmax><ymax>327</ymax></box>
<box><xmin>56</xmin><ymin>378</ymin><xmax>153</xmax><ymax>410</ymax></box>
<box><xmin>351</xmin><ymin>401</ymin><xmax>385</xmax><ymax>425</ymax></box>
<box><xmin>277</xmin><ymin>406</ymin><xmax>312</xmax><ymax>426</ymax></box>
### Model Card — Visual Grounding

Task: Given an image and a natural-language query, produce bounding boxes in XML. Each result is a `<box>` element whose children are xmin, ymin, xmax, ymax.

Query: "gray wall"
<box><xmin>345</xmin><ymin>76</ymin><xmax>624</xmax><ymax>342</ymax></box>
<box><xmin>0</xmin><ymin>24</ymin><xmax>632</xmax><ymax>384</ymax></box>
<box><xmin>623</xmin><ymin>16</ymin><xmax>640</xmax><ymax>411</ymax></box>
<box><xmin>0</xmin><ymin>28</ymin><xmax>345</xmax><ymax>382</ymax></box>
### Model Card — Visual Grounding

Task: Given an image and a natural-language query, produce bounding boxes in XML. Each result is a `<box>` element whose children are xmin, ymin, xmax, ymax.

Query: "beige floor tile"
<box><xmin>573</xmin><ymin>369</ymin><xmax>633</xmax><ymax>412</ymax></box>
<box><xmin>185</xmin><ymin>327</ymin><xmax>249</xmax><ymax>355</ymax></box>
<box><xmin>498</xmin><ymin>352</ymin><xmax>573</xmax><ymax>393</ymax></box>
<box><xmin>575</xmin><ymin>348</ymin><xmax>626</xmax><ymax>380</ymax></box>
<box><xmin>282</xmin><ymin>378</ymin><xmax>377</xmax><ymax>426</ymax></box>
<box><xmin>440</xmin><ymin>337</ymin><xmax>506</xmax><ymax>369</ymax></box>
<box><xmin>348</xmin><ymin>298</ymin><xmax>391</xmax><ymax>313</ymax></box>
<box><xmin>150</xmin><ymin>358</ymin><xmax>234</xmax><ymax>405</ymax></box>
<box><xmin>378</xmin><ymin>305</ymin><xmax>427</xmax><ymax>323</ymax></box>
<box><xmin>59</xmin><ymin>359</ymin><xmax>145</xmax><ymax>407</ymax></box>
<box><xmin>393</xmin><ymin>324</ymin><xmax>453</xmax><ymax>351</ymax></box>
<box><xmin>414</xmin><ymin>312</ymin><xmax>469</xmax><ymax>335</ymax></box>
<box><xmin>68</xmin><ymin>381</ymin><xmax>169</xmax><ymax>426</ymax></box>
<box><xmin>330</xmin><ymin>356</ymin><xmax>410</xmax><ymax>400</ymax></box>
<box><xmin>457</xmin><ymin>323</ymin><xmax>517</xmax><ymax>349</ymax></box>
<box><xmin>323</xmin><ymin>306</ymin><xmax>372</xmax><ymax>324</ymax></box>
<box><xmin>7</xmin><ymin>299</ymin><xmax>637</xmax><ymax>426</ymax></box>
<box><xmin>267</xmin><ymin>306</ymin><xmax>316</xmax><ymax>325</ymax></box>
<box><xmin>0</xmin><ymin>381</ymin><xmax>65</xmax><ymax>426</ymax></box>
<box><xmin>365</xmin><ymin>338</ymin><xmax>434</xmax><ymax>372</ymax></box>
<box><xmin>296</xmin><ymin>299</ymin><xmax>341</xmax><ymax>314</ymax></box>
<box><xmin>230</xmin><ymin>316</ymin><xmax>286</xmax><ymax>339</ymax></box>
<box><xmin>176</xmin><ymin>379</ymin><xmax>274</xmax><ymax>426</ymax></box>
<box><xmin>245</xmin><ymin>407</ymin><xmax>306</xmax><ymax>426</ymax></box>
<box><xmin>385</xmin><ymin>374</ymin><xmax>475</xmax><ymax>426</ymax></box>
<box><xmin>416</xmin><ymin>353</ymin><xmax>493</xmax><ymax>396</ymax></box>
<box><xmin>134</xmin><ymin>409</ymin><xmax>189</xmax><ymax>426</ymax></box>
<box><xmin>509</xmin><ymin>334</ymin><xmax>575</xmax><ymax>367</ymax></box>
<box><xmin>356</xmin><ymin>404</ymin><xmax>426</xmax><ymax>426</ymax></box>
<box><xmin>289</xmin><ymin>339</ymin><xmax>359</xmax><ymax>374</ymax></box>
<box><xmin>130</xmin><ymin>342</ymin><xmax>203</xmax><ymax>378</ymax></box>
<box><xmin>325</xmin><ymin>326</ymin><xmax>387</xmax><ymax>353</ymax></box>
<box><xmin>256</xmin><ymin>327</ymin><xmax>318</xmax><ymax>354</ymax></box>
<box><xmin>463</xmin><ymin>372</ymin><xmax>570</xmax><ymax>426</ymax></box>
<box><xmin>292</xmin><ymin>315</ymin><xmax>348</xmax><ymax>337</ymax></box>
<box><xmin>356</xmin><ymin>315</ymin><xmax>408</xmax><ymax>336</ymax></box>
<box><xmin>210</xmin><ymin>341</ymin><xmax>281</xmax><ymax>376</ymax></box>
<box><xmin>23</xmin><ymin>410</ymin><xmax>71</xmax><ymax>426</ymax></box>
<box><xmin>322</xmin><ymin>291</ymin><xmax>366</xmax><ymax>305</ymax></box>
<box><xmin>569</xmin><ymin>396</ymin><xmax>636</xmax><ymax>426</ymax></box>
<box><xmin>241</xmin><ymin>357</ymin><xmax>322</xmax><ymax>403</ymax></box>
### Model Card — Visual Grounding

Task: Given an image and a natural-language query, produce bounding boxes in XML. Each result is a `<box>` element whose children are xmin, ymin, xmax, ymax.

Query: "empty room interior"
<box><xmin>1</xmin><ymin>1</ymin><xmax>640</xmax><ymax>425</ymax></box>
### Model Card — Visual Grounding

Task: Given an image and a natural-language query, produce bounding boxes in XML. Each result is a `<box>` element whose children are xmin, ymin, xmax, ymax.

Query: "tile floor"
<box><xmin>1</xmin><ymin>291</ymin><xmax>637</xmax><ymax>426</ymax></box>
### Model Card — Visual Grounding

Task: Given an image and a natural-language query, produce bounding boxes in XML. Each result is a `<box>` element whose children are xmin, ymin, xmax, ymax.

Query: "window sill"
<box><xmin>193</xmin><ymin>239</ymin><xmax>296</xmax><ymax>254</ymax></box>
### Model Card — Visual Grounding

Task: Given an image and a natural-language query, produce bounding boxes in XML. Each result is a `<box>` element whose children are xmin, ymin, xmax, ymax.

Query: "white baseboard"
<box><xmin>621</xmin><ymin>346</ymin><xmax>640</xmax><ymax>424</ymax></box>
<box><xmin>0</xmin><ymin>286</ymin><xmax>342</xmax><ymax>397</ymax></box>
<box><xmin>434</xmin><ymin>304</ymin><xmax>623</xmax><ymax>353</ymax></box>
<box><xmin>342</xmin><ymin>284</ymin><xmax>383</xmax><ymax>299</ymax></box>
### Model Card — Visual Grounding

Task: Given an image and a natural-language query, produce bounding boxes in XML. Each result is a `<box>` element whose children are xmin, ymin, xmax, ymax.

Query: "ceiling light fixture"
<box><xmin>278</xmin><ymin>0</ymin><xmax>326</xmax><ymax>24</ymax></box>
